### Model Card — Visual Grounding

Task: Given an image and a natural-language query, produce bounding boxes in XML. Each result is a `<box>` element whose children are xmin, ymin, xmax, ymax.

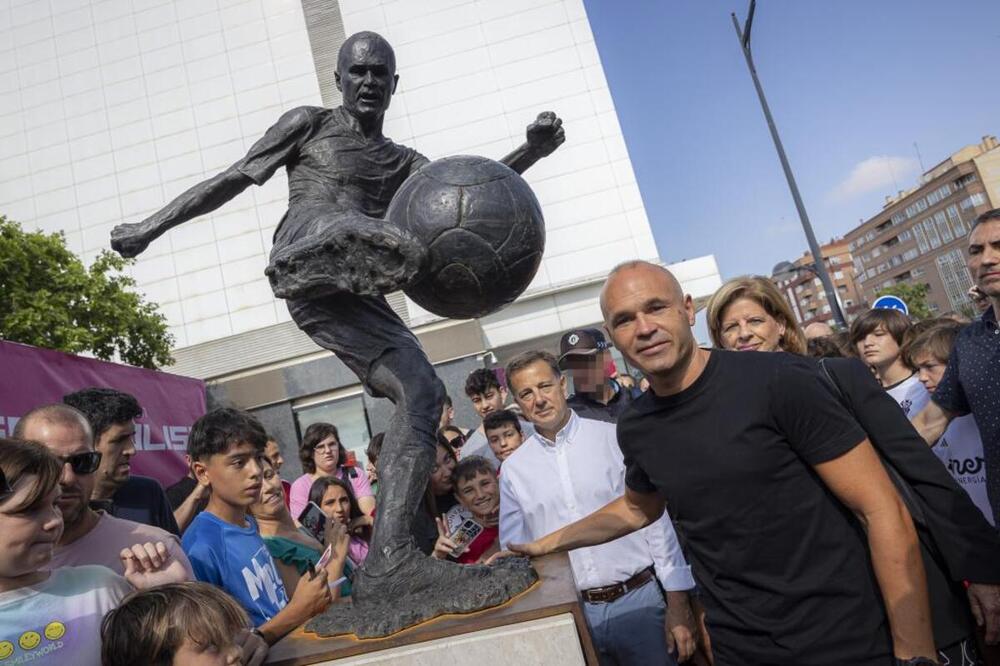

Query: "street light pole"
<box><xmin>732</xmin><ymin>1</ymin><xmax>847</xmax><ymax>327</ymax></box>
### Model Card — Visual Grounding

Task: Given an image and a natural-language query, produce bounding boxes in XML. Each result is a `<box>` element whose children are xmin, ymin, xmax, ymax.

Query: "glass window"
<box><xmin>897</xmin><ymin>229</ymin><xmax>912</xmax><ymax>241</ymax></box>
<box><xmin>934</xmin><ymin>211</ymin><xmax>953</xmax><ymax>243</ymax></box>
<box><xmin>295</xmin><ymin>394</ymin><xmax>372</xmax><ymax>468</ymax></box>
<box><xmin>923</xmin><ymin>219</ymin><xmax>941</xmax><ymax>249</ymax></box>
<box><xmin>946</xmin><ymin>205</ymin><xmax>965</xmax><ymax>237</ymax></box>
<box><xmin>913</xmin><ymin>224</ymin><xmax>929</xmax><ymax>253</ymax></box>
<box><xmin>936</xmin><ymin>248</ymin><xmax>976</xmax><ymax>312</ymax></box>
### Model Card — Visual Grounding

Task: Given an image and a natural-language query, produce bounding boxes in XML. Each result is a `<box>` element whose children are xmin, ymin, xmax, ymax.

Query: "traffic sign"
<box><xmin>872</xmin><ymin>295</ymin><xmax>909</xmax><ymax>315</ymax></box>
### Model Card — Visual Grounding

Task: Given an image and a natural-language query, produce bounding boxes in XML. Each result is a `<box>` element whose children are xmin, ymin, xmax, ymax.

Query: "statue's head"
<box><xmin>336</xmin><ymin>31</ymin><xmax>397</xmax><ymax>121</ymax></box>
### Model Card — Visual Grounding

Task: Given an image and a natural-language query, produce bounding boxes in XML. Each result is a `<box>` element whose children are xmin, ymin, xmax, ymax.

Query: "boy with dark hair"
<box><xmin>182</xmin><ymin>408</ymin><xmax>332</xmax><ymax>643</ymax></box>
<box><xmin>63</xmin><ymin>387</ymin><xmax>179</xmax><ymax>534</ymax></box>
<box><xmin>483</xmin><ymin>410</ymin><xmax>524</xmax><ymax>464</ymax></box>
<box><xmin>850</xmin><ymin>309</ymin><xmax>929</xmax><ymax>417</ymax></box>
<box><xmin>433</xmin><ymin>456</ymin><xmax>501</xmax><ymax>564</ymax></box>
<box><xmin>906</xmin><ymin>324</ymin><xmax>994</xmax><ymax>526</ymax></box>
<box><xmin>463</xmin><ymin>369</ymin><xmax>533</xmax><ymax>464</ymax></box>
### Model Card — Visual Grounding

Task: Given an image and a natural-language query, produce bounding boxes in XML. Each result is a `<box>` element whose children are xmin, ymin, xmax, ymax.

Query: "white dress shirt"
<box><xmin>499</xmin><ymin>410</ymin><xmax>694</xmax><ymax>592</ymax></box>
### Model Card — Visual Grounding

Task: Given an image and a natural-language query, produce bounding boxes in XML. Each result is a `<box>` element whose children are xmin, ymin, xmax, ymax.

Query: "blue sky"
<box><xmin>585</xmin><ymin>0</ymin><xmax>1000</xmax><ymax>279</ymax></box>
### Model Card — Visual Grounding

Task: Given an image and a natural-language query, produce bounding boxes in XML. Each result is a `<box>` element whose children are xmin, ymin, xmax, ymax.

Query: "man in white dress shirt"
<box><xmin>499</xmin><ymin>350</ymin><xmax>698</xmax><ymax>666</ymax></box>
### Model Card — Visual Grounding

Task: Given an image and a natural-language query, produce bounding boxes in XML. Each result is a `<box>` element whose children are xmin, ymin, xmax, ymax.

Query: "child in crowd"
<box><xmin>101</xmin><ymin>582</ymin><xmax>267</xmax><ymax>666</ymax></box>
<box><xmin>181</xmin><ymin>408</ymin><xmax>332</xmax><ymax>644</ymax></box>
<box><xmin>462</xmin><ymin>369</ymin><xmax>535</xmax><ymax>465</ymax></box>
<box><xmin>309</xmin><ymin>477</ymin><xmax>371</xmax><ymax>567</ymax></box>
<box><xmin>251</xmin><ymin>458</ymin><xmax>353</xmax><ymax>598</ymax></box>
<box><xmin>432</xmin><ymin>456</ymin><xmax>500</xmax><ymax>564</ymax></box>
<box><xmin>905</xmin><ymin>323</ymin><xmax>995</xmax><ymax>526</ymax></box>
<box><xmin>483</xmin><ymin>410</ymin><xmax>525</xmax><ymax>465</ymax></box>
<box><xmin>850</xmin><ymin>308</ymin><xmax>929</xmax><ymax>417</ymax></box>
<box><xmin>0</xmin><ymin>439</ymin><xmax>182</xmax><ymax>666</ymax></box>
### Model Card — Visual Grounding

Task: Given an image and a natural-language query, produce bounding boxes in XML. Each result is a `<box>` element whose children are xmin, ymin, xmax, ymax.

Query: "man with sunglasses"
<box><xmin>14</xmin><ymin>404</ymin><xmax>193</xmax><ymax>580</ymax></box>
<box><xmin>560</xmin><ymin>328</ymin><xmax>639</xmax><ymax>424</ymax></box>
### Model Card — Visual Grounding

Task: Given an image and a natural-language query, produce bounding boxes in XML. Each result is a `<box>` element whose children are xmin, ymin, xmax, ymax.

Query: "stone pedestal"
<box><xmin>265</xmin><ymin>553</ymin><xmax>597</xmax><ymax>666</ymax></box>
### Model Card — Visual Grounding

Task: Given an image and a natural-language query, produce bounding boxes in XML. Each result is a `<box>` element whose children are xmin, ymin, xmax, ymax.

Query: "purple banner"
<box><xmin>0</xmin><ymin>340</ymin><xmax>205</xmax><ymax>488</ymax></box>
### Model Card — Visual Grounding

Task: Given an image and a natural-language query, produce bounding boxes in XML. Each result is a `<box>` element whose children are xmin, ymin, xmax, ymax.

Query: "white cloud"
<box><xmin>828</xmin><ymin>155</ymin><xmax>919</xmax><ymax>202</ymax></box>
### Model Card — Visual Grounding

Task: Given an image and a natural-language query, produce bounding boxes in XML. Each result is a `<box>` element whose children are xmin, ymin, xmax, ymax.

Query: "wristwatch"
<box><xmin>894</xmin><ymin>658</ymin><xmax>939</xmax><ymax>666</ymax></box>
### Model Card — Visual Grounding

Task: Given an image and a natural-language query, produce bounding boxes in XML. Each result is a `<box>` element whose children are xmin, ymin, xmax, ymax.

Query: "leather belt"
<box><xmin>581</xmin><ymin>567</ymin><xmax>655</xmax><ymax>604</ymax></box>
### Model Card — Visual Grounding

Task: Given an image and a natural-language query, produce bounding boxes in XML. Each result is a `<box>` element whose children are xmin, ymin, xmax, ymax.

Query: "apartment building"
<box><xmin>844</xmin><ymin>135</ymin><xmax>1000</xmax><ymax>317</ymax></box>
<box><xmin>773</xmin><ymin>239</ymin><xmax>864</xmax><ymax>327</ymax></box>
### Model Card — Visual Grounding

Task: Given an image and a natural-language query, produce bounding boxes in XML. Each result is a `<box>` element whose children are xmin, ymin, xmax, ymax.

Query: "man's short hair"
<box><xmin>903</xmin><ymin>321</ymin><xmax>963</xmax><ymax>366</ymax></box>
<box><xmin>101</xmin><ymin>582</ymin><xmax>249</xmax><ymax>666</ymax></box>
<box><xmin>187</xmin><ymin>408</ymin><xmax>267</xmax><ymax>462</ymax></box>
<box><xmin>63</xmin><ymin>388</ymin><xmax>142</xmax><ymax>440</ymax></box>
<box><xmin>505</xmin><ymin>350</ymin><xmax>561</xmax><ymax>391</ymax></box>
<box><xmin>483</xmin><ymin>409</ymin><xmax>521</xmax><ymax>434</ymax></box>
<box><xmin>971</xmin><ymin>207</ymin><xmax>1000</xmax><ymax>232</ymax></box>
<box><xmin>13</xmin><ymin>403</ymin><xmax>93</xmax><ymax>445</ymax></box>
<box><xmin>465</xmin><ymin>368</ymin><xmax>502</xmax><ymax>397</ymax></box>
<box><xmin>849</xmin><ymin>308</ymin><xmax>912</xmax><ymax>348</ymax></box>
<box><xmin>452</xmin><ymin>455</ymin><xmax>497</xmax><ymax>486</ymax></box>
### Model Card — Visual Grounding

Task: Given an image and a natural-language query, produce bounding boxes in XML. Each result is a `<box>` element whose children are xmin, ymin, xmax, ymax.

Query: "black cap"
<box><xmin>558</xmin><ymin>328</ymin><xmax>610</xmax><ymax>364</ymax></box>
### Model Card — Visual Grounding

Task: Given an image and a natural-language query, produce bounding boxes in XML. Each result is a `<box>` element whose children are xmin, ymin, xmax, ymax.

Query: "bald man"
<box><xmin>14</xmin><ymin>405</ymin><xmax>192</xmax><ymax>581</ymax></box>
<box><xmin>510</xmin><ymin>261</ymin><xmax>937</xmax><ymax>666</ymax></box>
<box><xmin>804</xmin><ymin>321</ymin><xmax>835</xmax><ymax>339</ymax></box>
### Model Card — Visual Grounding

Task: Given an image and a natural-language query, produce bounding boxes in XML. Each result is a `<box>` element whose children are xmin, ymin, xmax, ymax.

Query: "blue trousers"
<box><xmin>583</xmin><ymin>579</ymin><xmax>677</xmax><ymax>666</ymax></box>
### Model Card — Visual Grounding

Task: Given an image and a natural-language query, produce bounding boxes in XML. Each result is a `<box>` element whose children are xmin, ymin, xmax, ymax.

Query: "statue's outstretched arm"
<box><xmin>500</xmin><ymin>111</ymin><xmax>565</xmax><ymax>175</ymax></box>
<box><xmin>110</xmin><ymin>166</ymin><xmax>254</xmax><ymax>258</ymax></box>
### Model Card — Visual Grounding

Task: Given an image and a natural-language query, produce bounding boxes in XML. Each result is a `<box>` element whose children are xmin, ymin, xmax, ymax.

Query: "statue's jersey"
<box><xmin>236</xmin><ymin>105</ymin><xmax>429</xmax><ymax>251</ymax></box>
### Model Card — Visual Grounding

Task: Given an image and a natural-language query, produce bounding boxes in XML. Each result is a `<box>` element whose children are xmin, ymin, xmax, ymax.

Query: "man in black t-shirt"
<box><xmin>507</xmin><ymin>261</ymin><xmax>939</xmax><ymax>666</ymax></box>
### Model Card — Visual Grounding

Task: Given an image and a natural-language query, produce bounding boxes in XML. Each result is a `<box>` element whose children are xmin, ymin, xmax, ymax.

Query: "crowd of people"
<box><xmin>0</xmin><ymin>209</ymin><xmax>997</xmax><ymax>665</ymax></box>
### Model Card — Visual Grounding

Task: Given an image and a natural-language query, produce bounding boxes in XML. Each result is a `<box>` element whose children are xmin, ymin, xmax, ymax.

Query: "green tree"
<box><xmin>0</xmin><ymin>215</ymin><xmax>173</xmax><ymax>368</ymax></box>
<box><xmin>874</xmin><ymin>282</ymin><xmax>933</xmax><ymax>321</ymax></box>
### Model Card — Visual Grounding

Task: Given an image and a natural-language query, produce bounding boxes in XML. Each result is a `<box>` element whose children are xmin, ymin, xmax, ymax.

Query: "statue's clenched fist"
<box><xmin>110</xmin><ymin>222</ymin><xmax>153</xmax><ymax>259</ymax></box>
<box><xmin>525</xmin><ymin>111</ymin><xmax>565</xmax><ymax>158</ymax></box>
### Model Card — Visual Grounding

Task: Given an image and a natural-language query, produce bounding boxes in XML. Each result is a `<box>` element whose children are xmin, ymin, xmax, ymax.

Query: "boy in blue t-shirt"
<box><xmin>182</xmin><ymin>408</ymin><xmax>332</xmax><ymax>644</ymax></box>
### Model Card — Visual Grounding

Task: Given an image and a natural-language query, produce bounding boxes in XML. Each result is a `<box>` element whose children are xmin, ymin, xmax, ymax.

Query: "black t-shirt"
<box><xmin>110</xmin><ymin>475</ymin><xmax>180</xmax><ymax>536</ymax></box>
<box><xmin>618</xmin><ymin>350</ymin><xmax>892</xmax><ymax>666</ymax></box>
<box><xmin>165</xmin><ymin>475</ymin><xmax>209</xmax><ymax>521</ymax></box>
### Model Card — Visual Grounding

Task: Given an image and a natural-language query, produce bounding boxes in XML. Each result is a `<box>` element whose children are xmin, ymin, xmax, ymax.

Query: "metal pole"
<box><xmin>731</xmin><ymin>5</ymin><xmax>847</xmax><ymax>327</ymax></box>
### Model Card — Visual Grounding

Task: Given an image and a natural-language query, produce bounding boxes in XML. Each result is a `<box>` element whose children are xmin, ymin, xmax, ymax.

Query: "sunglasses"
<box><xmin>56</xmin><ymin>451</ymin><xmax>103</xmax><ymax>475</ymax></box>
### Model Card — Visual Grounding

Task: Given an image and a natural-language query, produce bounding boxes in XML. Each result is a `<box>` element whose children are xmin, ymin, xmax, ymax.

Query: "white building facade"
<box><xmin>1</xmin><ymin>0</ymin><xmax>720</xmax><ymax>471</ymax></box>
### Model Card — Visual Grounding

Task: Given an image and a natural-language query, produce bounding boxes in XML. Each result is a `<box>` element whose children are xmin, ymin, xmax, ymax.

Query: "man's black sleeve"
<box><xmin>768</xmin><ymin>356</ymin><xmax>868</xmax><ymax>466</ymax></box>
<box><xmin>153</xmin><ymin>483</ymin><xmax>181</xmax><ymax>536</ymax></box>
<box><xmin>828</xmin><ymin>358</ymin><xmax>1000</xmax><ymax>583</ymax></box>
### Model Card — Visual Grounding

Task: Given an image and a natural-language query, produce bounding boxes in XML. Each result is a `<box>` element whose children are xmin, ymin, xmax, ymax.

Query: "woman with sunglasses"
<box><xmin>0</xmin><ymin>439</ymin><xmax>192</xmax><ymax>666</ymax></box>
<box><xmin>288</xmin><ymin>422</ymin><xmax>374</xmax><ymax>523</ymax></box>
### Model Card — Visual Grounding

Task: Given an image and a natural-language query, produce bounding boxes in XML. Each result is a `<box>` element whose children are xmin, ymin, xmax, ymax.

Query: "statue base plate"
<box><xmin>265</xmin><ymin>553</ymin><xmax>597</xmax><ymax>665</ymax></box>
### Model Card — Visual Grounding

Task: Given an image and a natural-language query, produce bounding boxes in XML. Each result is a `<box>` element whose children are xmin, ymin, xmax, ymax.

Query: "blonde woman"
<box><xmin>706</xmin><ymin>275</ymin><xmax>806</xmax><ymax>354</ymax></box>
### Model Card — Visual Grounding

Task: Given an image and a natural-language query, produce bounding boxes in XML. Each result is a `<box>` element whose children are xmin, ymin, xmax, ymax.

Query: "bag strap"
<box><xmin>816</xmin><ymin>359</ymin><xmax>929</xmax><ymax>527</ymax></box>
